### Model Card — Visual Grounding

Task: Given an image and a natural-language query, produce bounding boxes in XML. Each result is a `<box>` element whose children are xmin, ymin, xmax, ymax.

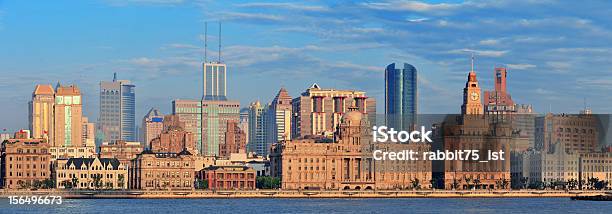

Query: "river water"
<box><xmin>1</xmin><ymin>198</ymin><xmax>611</xmax><ymax>213</ymax></box>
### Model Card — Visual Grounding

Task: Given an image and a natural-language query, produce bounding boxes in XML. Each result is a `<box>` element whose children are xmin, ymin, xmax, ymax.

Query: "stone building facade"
<box><xmin>200</xmin><ymin>165</ymin><xmax>256</xmax><ymax>190</ymax></box>
<box><xmin>129</xmin><ymin>150</ymin><xmax>195</xmax><ymax>190</ymax></box>
<box><xmin>1</xmin><ymin>137</ymin><xmax>51</xmax><ymax>189</ymax></box>
<box><xmin>55</xmin><ymin>157</ymin><xmax>128</xmax><ymax>189</ymax></box>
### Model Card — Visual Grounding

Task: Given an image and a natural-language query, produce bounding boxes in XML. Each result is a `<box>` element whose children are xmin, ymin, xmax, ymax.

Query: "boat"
<box><xmin>571</xmin><ymin>195</ymin><xmax>612</xmax><ymax>201</ymax></box>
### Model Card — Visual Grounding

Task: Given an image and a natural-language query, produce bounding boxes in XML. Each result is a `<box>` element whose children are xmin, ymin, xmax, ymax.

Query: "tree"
<box><xmin>411</xmin><ymin>178</ymin><xmax>420</xmax><ymax>190</ymax></box>
<box><xmin>92</xmin><ymin>174</ymin><xmax>103</xmax><ymax>189</ymax></box>
<box><xmin>429</xmin><ymin>178</ymin><xmax>437</xmax><ymax>189</ymax></box>
<box><xmin>42</xmin><ymin>178</ymin><xmax>55</xmax><ymax>189</ymax></box>
<box><xmin>452</xmin><ymin>179</ymin><xmax>461</xmax><ymax>190</ymax></box>
<box><xmin>473</xmin><ymin>179</ymin><xmax>481</xmax><ymax>189</ymax></box>
<box><xmin>520</xmin><ymin>177</ymin><xmax>529</xmax><ymax>189</ymax></box>
<box><xmin>465</xmin><ymin>178</ymin><xmax>472</xmax><ymax>190</ymax></box>
<box><xmin>32</xmin><ymin>180</ymin><xmax>43</xmax><ymax>189</ymax></box>
<box><xmin>195</xmin><ymin>178</ymin><xmax>208</xmax><ymax>189</ymax></box>
<box><xmin>117</xmin><ymin>174</ymin><xmax>125</xmax><ymax>189</ymax></box>
<box><xmin>72</xmin><ymin>177</ymin><xmax>79</xmax><ymax>189</ymax></box>
<box><xmin>256</xmin><ymin>176</ymin><xmax>281</xmax><ymax>189</ymax></box>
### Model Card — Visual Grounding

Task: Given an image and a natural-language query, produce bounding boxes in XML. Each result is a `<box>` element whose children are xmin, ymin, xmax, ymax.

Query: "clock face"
<box><xmin>470</xmin><ymin>92</ymin><xmax>479</xmax><ymax>101</ymax></box>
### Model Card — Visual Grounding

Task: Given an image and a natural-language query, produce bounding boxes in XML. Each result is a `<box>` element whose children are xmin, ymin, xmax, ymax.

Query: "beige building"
<box><xmin>579</xmin><ymin>152</ymin><xmax>612</xmax><ymax>189</ymax></box>
<box><xmin>142</xmin><ymin>108</ymin><xmax>164</xmax><ymax>147</ymax></box>
<box><xmin>1</xmin><ymin>137</ymin><xmax>51</xmax><ymax>189</ymax></box>
<box><xmin>272</xmin><ymin>107</ymin><xmax>429</xmax><ymax>190</ymax></box>
<box><xmin>291</xmin><ymin>83</ymin><xmax>376</xmax><ymax>138</ymax></box>
<box><xmin>49</xmin><ymin>145</ymin><xmax>96</xmax><ymax>161</ymax></box>
<box><xmin>536</xmin><ymin>113</ymin><xmax>599</xmax><ymax>153</ymax></box>
<box><xmin>129</xmin><ymin>150</ymin><xmax>195</xmax><ymax>190</ymax></box>
<box><xmin>56</xmin><ymin>157</ymin><xmax>128</xmax><ymax>189</ymax></box>
<box><xmin>526</xmin><ymin>143</ymin><xmax>579</xmax><ymax>187</ymax></box>
<box><xmin>54</xmin><ymin>84</ymin><xmax>83</xmax><ymax>147</ymax></box>
<box><xmin>99</xmin><ymin>140</ymin><xmax>143</xmax><ymax>166</ymax></box>
<box><xmin>29</xmin><ymin>85</ymin><xmax>55</xmax><ymax>145</ymax></box>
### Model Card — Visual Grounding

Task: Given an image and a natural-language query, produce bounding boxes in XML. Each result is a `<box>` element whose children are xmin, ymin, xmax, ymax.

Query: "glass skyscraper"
<box><xmin>385</xmin><ymin>63</ymin><xmax>417</xmax><ymax>131</ymax></box>
<box><xmin>99</xmin><ymin>73</ymin><xmax>136</xmax><ymax>143</ymax></box>
<box><xmin>203</xmin><ymin>62</ymin><xmax>227</xmax><ymax>101</ymax></box>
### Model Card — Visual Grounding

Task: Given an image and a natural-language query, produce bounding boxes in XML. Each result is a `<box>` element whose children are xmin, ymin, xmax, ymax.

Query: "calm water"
<box><xmin>1</xmin><ymin>198</ymin><xmax>611</xmax><ymax>213</ymax></box>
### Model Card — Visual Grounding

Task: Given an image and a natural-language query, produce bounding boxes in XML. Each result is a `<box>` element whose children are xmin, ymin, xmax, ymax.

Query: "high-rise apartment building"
<box><xmin>385</xmin><ymin>63</ymin><xmax>417</xmax><ymax>131</ymax></box>
<box><xmin>142</xmin><ymin>108</ymin><xmax>164</xmax><ymax>147</ymax></box>
<box><xmin>54</xmin><ymin>84</ymin><xmax>83</xmax><ymax>147</ymax></box>
<box><xmin>291</xmin><ymin>83</ymin><xmax>376</xmax><ymax>138</ymax></box>
<box><xmin>99</xmin><ymin>73</ymin><xmax>136</xmax><ymax>143</ymax></box>
<box><xmin>29</xmin><ymin>85</ymin><xmax>55</xmax><ymax>144</ymax></box>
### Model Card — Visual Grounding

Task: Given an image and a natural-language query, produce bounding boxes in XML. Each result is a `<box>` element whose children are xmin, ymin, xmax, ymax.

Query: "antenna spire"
<box><xmin>204</xmin><ymin>21</ymin><xmax>208</xmax><ymax>63</ymax></box>
<box><xmin>218</xmin><ymin>21</ymin><xmax>222</xmax><ymax>63</ymax></box>
<box><xmin>470</xmin><ymin>52</ymin><xmax>475</xmax><ymax>71</ymax></box>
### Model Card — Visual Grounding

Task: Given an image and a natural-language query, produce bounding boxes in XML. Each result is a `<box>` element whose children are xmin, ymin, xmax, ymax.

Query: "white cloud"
<box><xmin>219</xmin><ymin>12</ymin><xmax>284</xmax><ymax>22</ymax></box>
<box><xmin>447</xmin><ymin>48</ymin><xmax>509</xmax><ymax>57</ymax></box>
<box><xmin>506</xmin><ymin>63</ymin><xmax>536</xmax><ymax>70</ymax></box>
<box><xmin>104</xmin><ymin>0</ymin><xmax>185</xmax><ymax>6</ymax></box>
<box><xmin>479</xmin><ymin>39</ymin><xmax>500</xmax><ymax>45</ymax></box>
<box><xmin>235</xmin><ymin>2</ymin><xmax>329</xmax><ymax>12</ymax></box>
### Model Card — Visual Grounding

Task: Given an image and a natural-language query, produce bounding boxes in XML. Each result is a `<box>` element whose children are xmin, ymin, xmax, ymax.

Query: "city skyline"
<box><xmin>2</xmin><ymin>0</ymin><xmax>612</xmax><ymax>132</ymax></box>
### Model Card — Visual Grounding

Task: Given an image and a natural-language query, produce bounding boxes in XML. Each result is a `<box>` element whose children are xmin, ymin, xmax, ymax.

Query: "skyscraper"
<box><xmin>54</xmin><ymin>84</ymin><xmax>83</xmax><ymax>147</ymax></box>
<box><xmin>142</xmin><ymin>108</ymin><xmax>164</xmax><ymax>148</ymax></box>
<box><xmin>267</xmin><ymin>88</ymin><xmax>292</xmax><ymax>144</ymax></box>
<box><xmin>29</xmin><ymin>84</ymin><xmax>55</xmax><ymax>143</ymax></box>
<box><xmin>385</xmin><ymin>63</ymin><xmax>417</xmax><ymax>131</ymax></box>
<box><xmin>99</xmin><ymin>73</ymin><xmax>136</xmax><ymax>143</ymax></box>
<box><xmin>203</xmin><ymin>62</ymin><xmax>227</xmax><ymax>101</ymax></box>
<box><xmin>248</xmin><ymin>101</ymin><xmax>268</xmax><ymax>155</ymax></box>
<box><xmin>291</xmin><ymin>83</ymin><xmax>376</xmax><ymax>138</ymax></box>
<box><xmin>172</xmin><ymin>99</ymin><xmax>240</xmax><ymax>156</ymax></box>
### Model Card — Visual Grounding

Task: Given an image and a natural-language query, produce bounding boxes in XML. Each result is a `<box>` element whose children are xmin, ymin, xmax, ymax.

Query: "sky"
<box><xmin>1</xmin><ymin>0</ymin><xmax>612</xmax><ymax>132</ymax></box>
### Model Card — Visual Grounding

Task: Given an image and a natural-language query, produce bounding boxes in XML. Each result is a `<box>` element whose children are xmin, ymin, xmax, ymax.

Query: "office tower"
<box><xmin>385</xmin><ymin>63</ymin><xmax>417</xmax><ymax>131</ymax></box>
<box><xmin>239</xmin><ymin>108</ymin><xmax>249</xmax><ymax>148</ymax></box>
<box><xmin>99</xmin><ymin>73</ymin><xmax>136</xmax><ymax>143</ymax></box>
<box><xmin>267</xmin><ymin>88</ymin><xmax>292</xmax><ymax>145</ymax></box>
<box><xmin>291</xmin><ymin>83</ymin><xmax>376</xmax><ymax>138</ymax></box>
<box><xmin>203</xmin><ymin>62</ymin><xmax>227</xmax><ymax>101</ymax></box>
<box><xmin>54</xmin><ymin>84</ymin><xmax>83</xmax><ymax>147</ymax></box>
<box><xmin>29</xmin><ymin>84</ymin><xmax>55</xmax><ymax>144</ymax></box>
<box><xmin>461</xmin><ymin>57</ymin><xmax>483</xmax><ymax>115</ymax></box>
<box><xmin>172</xmin><ymin>99</ymin><xmax>239</xmax><ymax>156</ymax></box>
<box><xmin>220</xmin><ymin>121</ymin><xmax>247</xmax><ymax>158</ymax></box>
<box><xmin>81</xmin><ymin>117</ymin><xmax>95</xmax><ymax>148</ymax></box>
<box><xmin>484</xmin><ymin>67</ymin><xmax>515</xmax><ymax>114</ymax></box>
<box><xmin>142</xmin><ymin>108</ymin><xmax>164</xmax><ymax>147</ymax></box>
<box><xmin>535</xmin><ymin>113</ymin><xmax>598</xmax><ymax>153</ymax></box>
<box><xmin>248</xmin><ymin>101</ymin><xmax>268</xmax><ymax>156</ymax></box>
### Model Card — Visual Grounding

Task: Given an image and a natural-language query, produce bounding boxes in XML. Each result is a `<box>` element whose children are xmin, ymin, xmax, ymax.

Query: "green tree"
<box><xmin>72</xmin><ymin>177</ymin><xmax>79</xmax><ymax>189</ymax></box>
<box><xmin>92</xmin><ymin>174</ymin><xmax>103</xmax><ymax>189</ymax></box>
<box><xmin>411</xmin><ymin>178</ymin><xmax>420</xmax><ymax>190</ymax></box>
<box><xmin>256</xmin><ymin>176</ymin><xmax>280</xmax><ymax>189</ymax></box>
<box><xmin>32</xmin><ymin>180</ymin><xmax>43</xmax><ymax>189</ymax></box>
<box><xmin>118</xmin><ymin>174</ymin><xmax>125</xmax><ymax>189</ymax></box>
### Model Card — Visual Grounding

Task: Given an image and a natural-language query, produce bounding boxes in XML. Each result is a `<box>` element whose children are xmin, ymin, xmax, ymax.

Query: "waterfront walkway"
<box><xmin>1</xmin><ymin>189</ymin><xmax>610</xmax><ymax>199</ymax></box>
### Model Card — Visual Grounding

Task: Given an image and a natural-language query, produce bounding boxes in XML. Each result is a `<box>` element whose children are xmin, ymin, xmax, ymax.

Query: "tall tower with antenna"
<box><xmin>202</xmin><ymin>21</ymin><xmax>227</xmax><ymax>101</ymax></box>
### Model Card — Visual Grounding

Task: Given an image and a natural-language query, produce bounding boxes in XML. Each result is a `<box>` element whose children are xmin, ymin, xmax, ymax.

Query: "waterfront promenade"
<box><xmin>1</xmin><ymin>189</ymin><xmax>609</xmax><ymax>199</ymax></box>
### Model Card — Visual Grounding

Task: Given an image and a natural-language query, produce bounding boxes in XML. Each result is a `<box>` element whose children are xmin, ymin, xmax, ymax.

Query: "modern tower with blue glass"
<box><xmin>385</xmin><ymin>63</ymin><xmax>417</xmax><ymax>131</ymax></box>
<box><xmin>99</xmin><ymin>73</ymin><xmax>136</xmax><ymax>143</ymax></box>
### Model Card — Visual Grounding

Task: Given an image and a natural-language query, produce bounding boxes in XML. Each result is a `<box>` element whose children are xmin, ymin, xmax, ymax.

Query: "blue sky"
<box><xmin>1</xmin><ymin>0</ymin><xmax>612</xmax><ymax>132</ymax></box>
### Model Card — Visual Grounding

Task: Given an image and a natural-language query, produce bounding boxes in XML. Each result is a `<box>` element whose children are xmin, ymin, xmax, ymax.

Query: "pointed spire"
<box><xmin>218</xmin><ymin>21</ymin><xmax>222</xmax><ymax>63</ymax></box>
<box><xmin>113</xmin><ymin>72</ymin><xmax>117</xmax><ymax>82</ymax></box>
<box><xmin>470</xmin><ymin>52</ymin><xmax>475</xmax><ymax>72</ymax></box>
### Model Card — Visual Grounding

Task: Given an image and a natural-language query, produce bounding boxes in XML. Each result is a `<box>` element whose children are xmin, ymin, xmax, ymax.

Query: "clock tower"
<box><xmin>461</xmin><ymin>55</ymin><xmax>483</xmax><ymax>115</ymax></box>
